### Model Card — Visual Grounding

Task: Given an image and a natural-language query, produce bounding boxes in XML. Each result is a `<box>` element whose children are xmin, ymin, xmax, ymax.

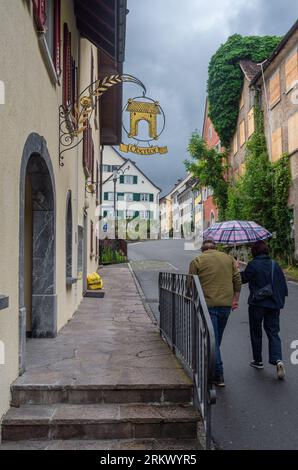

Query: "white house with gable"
<box><xmin>102</xmin><ymin>147</ymin><xmax>161</xmax><ymax>239</ymax></box>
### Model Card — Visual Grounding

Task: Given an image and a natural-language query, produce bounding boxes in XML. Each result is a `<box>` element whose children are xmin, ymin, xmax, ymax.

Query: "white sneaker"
<box><xmin>276</xmin><ymin>361</ymin><xmax>286</xmax><ymax>380</ymax></box>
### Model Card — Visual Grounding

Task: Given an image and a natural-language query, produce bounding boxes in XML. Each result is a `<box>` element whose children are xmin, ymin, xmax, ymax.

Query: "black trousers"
<box><xmin>248</xmin><ymin>305</ymin><xmax>282</xmax><ymax>365</ymax></box>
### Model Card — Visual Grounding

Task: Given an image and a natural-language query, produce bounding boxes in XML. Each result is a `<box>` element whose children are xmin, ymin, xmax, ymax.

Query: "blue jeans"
<box><xmin>248</xmin><ymin>306</ymin><xmax>282</xmax><ymax>365</ymax></box>
<box><xmin>208</xmin><ymin>307</ymin><xmax>231</xmax><ymax>378</ymax></box>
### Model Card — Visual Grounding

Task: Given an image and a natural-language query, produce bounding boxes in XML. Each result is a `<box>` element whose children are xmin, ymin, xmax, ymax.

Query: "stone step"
<box><xmin>2</xmin><ymin>403</ymin><xmax>200</xmax><ymax>442</ymax></box>
<box><xmin>0</xmin><ymin>438</ymin><xmax>201</xmax><ymax>451</ymax></box>
<box><xmin>11</xmin><ymin>385</ymin><xmax>192</xmax><ymax>406</ymax></box>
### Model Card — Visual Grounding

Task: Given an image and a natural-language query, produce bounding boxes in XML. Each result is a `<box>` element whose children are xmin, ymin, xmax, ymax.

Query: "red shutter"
<box><xmin>53</xmin><ymin>0</ymin><xmax>61</xmax><ymax>76</ymax></box>
<box><xmin>83</xmin><ymin>127</ymin><xmax>89</xmax><ymax>176</ymax></box>
<box><xmin>32</xmin><ymin>0</ymin><xmax>47</xmax><ymax>32</ymax></box>
<box><xmin>83</xmin><ymin>125</ymin><xmax>94</xmax><ymax>177</ymax></box>
<box><xmin>67</xmin><ymin>33</ymin><xmax>72</xmax><ymax>105</ymax></box>
<box><xmin>63</xmin><ymin>24</ymin><xmax>72</xmax><ymax>108</ymax></box>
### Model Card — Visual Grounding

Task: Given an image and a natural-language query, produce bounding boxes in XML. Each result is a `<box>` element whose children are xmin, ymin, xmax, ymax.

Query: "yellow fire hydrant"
<box><xmin>87</xmin><ymin>272</ymin><xmax>103</xmax><ymax>290</ymax></box>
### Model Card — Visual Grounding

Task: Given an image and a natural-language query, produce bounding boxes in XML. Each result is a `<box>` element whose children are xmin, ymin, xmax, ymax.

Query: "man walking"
<box><xmin>241</xmin><ymin>240</ymin><xmax>288</xmax><ymax>380</ymax></box>
<box><xmin>189</xmin><ymin>239</ymin><xmax>241</xmax><ymax>387</ymax></box>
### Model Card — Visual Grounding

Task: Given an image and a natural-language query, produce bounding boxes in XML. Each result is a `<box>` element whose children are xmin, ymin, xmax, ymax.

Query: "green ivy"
<box><xmin>226</xmin><ymin>106</ymin><xmax>293</xmax><ymax>262</ymax></box>
<box><xmin>208</xmin><ymin>34</ymin><xmax>281</xmax><ymax>147</ymax></box>
<box><xmin>184</xmin><ymin>132</ymin><xmax>229</xmax><ymax>219</ymax></box>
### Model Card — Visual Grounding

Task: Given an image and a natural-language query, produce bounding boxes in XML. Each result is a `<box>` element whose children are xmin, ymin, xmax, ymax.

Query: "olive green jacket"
<box><xmin>189</xmin><ymin>249</ymin><xmax>242</xmax><ymax>308</ymax></box>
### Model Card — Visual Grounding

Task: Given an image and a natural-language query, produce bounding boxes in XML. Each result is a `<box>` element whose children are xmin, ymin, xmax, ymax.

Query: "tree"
<box><xmin>185</xmin><ymin>132</ymin><xmax>228</xmax><ymax>219</ymax></box>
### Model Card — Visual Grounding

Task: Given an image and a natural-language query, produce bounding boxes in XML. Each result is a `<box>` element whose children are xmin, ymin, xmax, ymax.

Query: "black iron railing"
<box><xmin>158</xmin><ymin>272</ymin><xmax>216</xmax><ymax>449</ymax></box>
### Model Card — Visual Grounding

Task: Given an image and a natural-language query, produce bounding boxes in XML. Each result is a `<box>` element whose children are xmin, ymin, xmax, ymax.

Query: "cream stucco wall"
<box><xmin>0</xmin><ymin>0</ymin><xmax>102</xmax><ymax>422</ymax></box>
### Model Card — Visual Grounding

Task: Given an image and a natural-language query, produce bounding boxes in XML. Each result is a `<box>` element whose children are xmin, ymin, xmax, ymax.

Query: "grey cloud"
<box><xmin>122</xmin><ymin>0</ymin><xmax>297</xmax><ymax>195</ymax></box>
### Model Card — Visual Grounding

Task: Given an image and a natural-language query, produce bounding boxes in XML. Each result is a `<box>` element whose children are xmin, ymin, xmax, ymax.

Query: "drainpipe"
<box><xmin>259</xmin><ymin>60</ymin><xmax>273</xmax><ymax>161</ymax></box>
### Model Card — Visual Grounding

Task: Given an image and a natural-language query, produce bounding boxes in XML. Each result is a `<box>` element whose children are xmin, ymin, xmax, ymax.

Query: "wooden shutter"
<box><xmin>119</xmin><ymin>175</ymin><xmax>124</xmax><ymax>184</ymax></box>
<box><xmin>32</xmin><ymin>0</ymin><xmax>47</xmax><ymax>32</ymax></box>
<box><xmin>83</xmin><ymin>128</ymin><xmax>89</xmax><ymax>176</ymax></box>
<box><xmin>104</xmin><ymin>193</ymin><xmax>108</xmax><ymax>201</ymax></box>
<box><xmin>133</xmin><ymin>176</ymin><xmax>138</xmax><ymax>184</ymax></box>
<box><xmin>285</xmin><ymin>50</ymin><xmax>298</xmax><ymax>92</ymax></box>
<box><xmin>63</xmin><ymin>24</ymin><xmax>72</xmax><ymax>109</ymax></box>
<box><xmin>239</xmin><ymin>120</ymin><xmax>246</xmax><ymax>147</ymax></box>
<box><xmin>83</xmin><ymin>126</ymin><xmax>94</xmax><ymax>177</ymax></box>
<box><xmin>269</xmin><ymin>71</ymin><xmax>281</xmax><ymax>108</ymax></box>
<box><xmin>271</xmin><ymin>127</ymin><xmax>282</xmax><ymax>162</ymax></box>
<box><xmin>53</xmin><ymin>0</ymin><xmax>61</xmax><ymax>75</ymax></box>
<box><xmin>149</xmin><ymin>194</ymin><xmax>154</xmax><ymax>202</ymax></box>
<box><xmin>288</xmin><ymin>112</ymin><xmax>298</xmax><ymax>154</ymax></box>
<box><xmin>133</xmin><ymin>193</ymin><xmax>140</xmax><ymax>202</ymax></box>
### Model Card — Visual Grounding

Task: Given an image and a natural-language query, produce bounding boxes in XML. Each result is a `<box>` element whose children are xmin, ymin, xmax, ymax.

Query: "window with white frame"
<box><xmin>122</xmin><ymin>175</ymin><xmax>137</xmax><ymax>184</ymax></box>
<box><xmin>103</xmin><ymin>165</ymin><xmax>120</xmax><ymax>173</ymax></box>
<box><xmin>140</xmin><ymin>193</ymin><xmax>150</xmax><ymax>202</ymax></box>
<box><xmin>125</xmin><ymin>193</ymin><xmax>134</xmax><ymax>202</ymax></box>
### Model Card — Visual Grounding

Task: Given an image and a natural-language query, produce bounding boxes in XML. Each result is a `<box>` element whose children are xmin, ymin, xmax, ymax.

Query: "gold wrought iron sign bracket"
<box><xmin>59</xmin><ymin>74</ymin><xmax>147</xmax><ymax>167</ymax></box>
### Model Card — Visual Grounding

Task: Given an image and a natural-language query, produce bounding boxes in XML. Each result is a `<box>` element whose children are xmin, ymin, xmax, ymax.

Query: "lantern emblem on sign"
<box><xmin>120</xmin><ymin>96</ymin><xmax>168</xmax><ymax>156</ymax></box>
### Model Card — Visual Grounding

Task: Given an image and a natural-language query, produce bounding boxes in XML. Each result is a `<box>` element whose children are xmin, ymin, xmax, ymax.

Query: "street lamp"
<box><xmin>112</xmin><ymin>165</ymin><xmax>130</xmax><ymax>240</ymax></box>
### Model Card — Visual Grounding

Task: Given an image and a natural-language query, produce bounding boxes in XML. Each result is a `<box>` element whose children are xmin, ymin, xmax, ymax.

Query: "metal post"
<box><xmin>99</xmin><ymin>145</ymin><xmax>104</xmax><ymax>266</ymax></box>
<box><xmin>171</xmin><ymin>274</ymin><xmax>176</xmax><ymax>349</ymax></box>
<box><xmin>113</xmin><ymin>170</ymin><xmax>118</xmax><ymax>242</ymax></box>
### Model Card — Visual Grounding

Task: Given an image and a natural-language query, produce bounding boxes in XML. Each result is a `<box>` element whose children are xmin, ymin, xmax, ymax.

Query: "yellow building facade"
<box><xmin>0</xmin><ymin>0</ymin><xmax>127</xmax><ymax>421</ymax></box>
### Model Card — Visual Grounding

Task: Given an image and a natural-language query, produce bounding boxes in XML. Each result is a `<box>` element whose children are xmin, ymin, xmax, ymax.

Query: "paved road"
<box><xmin>128</xmin><ymin>239</ymin><xmax>298</xmax><ymax>450</ymax></box>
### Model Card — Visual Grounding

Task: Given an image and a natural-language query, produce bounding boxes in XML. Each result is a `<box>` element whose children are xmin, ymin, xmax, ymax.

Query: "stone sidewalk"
<box><xmin>0</xmin><ymin>264</ymin><xmax>199</xmax><ymax>450</ymax></box>
<box><xmin>14</xmin><ymin>264</ymin><xmax>191</xmax><ymax>389</ymax></box>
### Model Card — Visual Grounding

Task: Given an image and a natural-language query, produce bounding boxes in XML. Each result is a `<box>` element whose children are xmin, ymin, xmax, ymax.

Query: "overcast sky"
<box><xmin>121</xmin><ymin>0</ymin><xmax>296</xmax><ymax>195</ymax></box>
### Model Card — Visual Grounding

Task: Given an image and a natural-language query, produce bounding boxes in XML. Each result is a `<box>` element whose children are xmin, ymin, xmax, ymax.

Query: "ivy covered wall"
<box><xmin>207</xmin><ymin>34</ymin><xmax>281</xmax><ymax>148</ymax></box>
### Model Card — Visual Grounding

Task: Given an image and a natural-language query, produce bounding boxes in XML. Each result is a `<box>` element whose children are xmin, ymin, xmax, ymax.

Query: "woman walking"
<box><xmin>241</xmin><ymin>240</ymin><xmax>288</xmax><ymax>380</ymax></box>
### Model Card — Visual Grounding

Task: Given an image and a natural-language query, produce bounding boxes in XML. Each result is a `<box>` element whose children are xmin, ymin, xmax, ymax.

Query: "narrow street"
<box><xmin>128</xmin><ymin>239</ymin><xmax>298</xmax><ymax>450</ymax></box>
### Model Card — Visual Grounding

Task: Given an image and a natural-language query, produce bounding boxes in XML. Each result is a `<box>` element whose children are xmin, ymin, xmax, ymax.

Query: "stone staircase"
<box><xmin>0</xmin><ymin>266</ymin><xmax>202</xmax><ymax>450</ymax></box>
<box><xmin>0</xmin><ymin>383</ymin><xmax>201</xmax><ymax>450</ymax></box>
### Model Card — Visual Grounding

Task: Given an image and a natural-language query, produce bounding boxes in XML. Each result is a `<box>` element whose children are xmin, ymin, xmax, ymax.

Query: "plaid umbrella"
<box><xmin>203</xmin><ymin>220</ymin><xmax>272</xmax><ymax>245</ymax></box>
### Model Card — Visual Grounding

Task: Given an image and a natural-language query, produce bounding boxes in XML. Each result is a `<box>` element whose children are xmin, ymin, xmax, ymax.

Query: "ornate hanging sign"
<box><xmin>120</xmin><ymin>96</ymin><xmax>168</xmax><ymax>156</ymax></box>
<box><xmin>59</xmin><ymin>74</ymin><xmax>147</xmax><ymax>166</ymax></box>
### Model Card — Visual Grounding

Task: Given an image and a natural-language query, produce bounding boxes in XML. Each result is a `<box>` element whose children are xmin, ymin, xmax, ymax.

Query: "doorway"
<box><xmin>19</xmin><ymin>134</ymin><xmax>57</xmax><ymax>373</ymax></box>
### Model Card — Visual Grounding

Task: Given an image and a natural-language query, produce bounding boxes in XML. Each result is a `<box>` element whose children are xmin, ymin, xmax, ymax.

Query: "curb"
<box><xmin>128</xmin><ymin>262</ymin><xmax>159</xmax><ymax>327</ymax></box>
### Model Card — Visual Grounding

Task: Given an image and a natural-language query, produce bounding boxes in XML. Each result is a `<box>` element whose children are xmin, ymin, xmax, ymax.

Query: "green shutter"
<box><xmin>134</xmin><ymin>211</ymin><xmax>140</xmax><ymax>218</ymax></box>
<box><xmin>149</xmin><ymin>194</ymin><xmax>154</xmax><ymax>202</ymax></box>
<box><xmin>133</xmin><ymin>176</ymin><xmax>138</xmax><ymax>184</ymax></box>
<box><xmin>104</xmin><ymin>192</ymin><xmax>108</xmax><ymax>201</ymax></box>
<box><xmin>119</xmin><ymin>175</ymin><xmax>124</xmax><ymax>184</ymax></box>
<box><xmin>103</xmin><ymin>211</ymin><xmax>107</xmax><ymax>217</ymax></box>
<box><xmin>133</xmin><ymin>193</ymin><xmax>140</xmax><ymax>202</ymax></box>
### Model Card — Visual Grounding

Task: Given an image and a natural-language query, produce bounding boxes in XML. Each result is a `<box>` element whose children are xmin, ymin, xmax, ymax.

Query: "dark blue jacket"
<box><xmin>241</xmin><ymin>254</ymin><xmax>288</xmax><ymax>310</ymax></box>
